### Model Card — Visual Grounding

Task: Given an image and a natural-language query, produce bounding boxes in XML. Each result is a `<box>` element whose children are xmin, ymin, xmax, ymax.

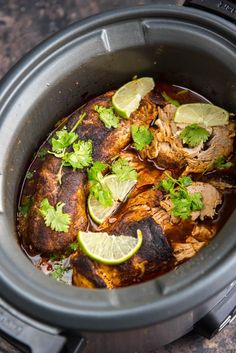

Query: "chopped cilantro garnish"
<box><xmin>37</xmin><ymin>148</ymin><xmax>48</xmax><ymax>160</ymax></box>
<box><xmin>18</xmin><ymin>196</ymin><xmax>33</xmax><ymax>217</ymax></box>
<box><xmin>180</xmin><ymin>124</ymin><xmax>210</xmax><ymax>148</ymax></box>
<box><xmin>131</xmin><ymin>124</ymin><xmax>153</xmax><ymax>151</ymax></box>
<box><xmin>62</xmin><ymin>140</ymin><xmax>93</xmax><ymax>170</ymax></box>
<box><xmin>39</xmin><ymin>198</ymin><xmax>71</xmax><ymax>232</ymax></box>
<box><xmin>161</xmin><ymin>92</ymin><xmax>180</xmax><ymax>107</ymax></box>
<box><xmin>87</xmin><ymin>162</ymin><xmax>113</xmax><ymax>207</ymax></box>
<box><xmin>49</xmin><ymin>264</ymin><xmax>70</xmax><ymax>281</ymax></box>
<box><xmin>50</xmin><ymin>127</ymin><xmax>78</xmax><ymax>157</ymax></box>
<box><xmin>94</xmin><ymin>105</ymin><xmax>120</xmax><ymax>129</ymax></box>
<box><xmin>25</xmin><ymin>170</ymin><xmax>34</xmax><ymax>179</ymax></box>
<box><xmin>213</xmin><ymin>156</ymin><xmax>233</xmax><ymax>170</ymax></box>
<box><xmin>69</xmin><ymin>242</ymin><xmax>79</xmax><ymax>251</ymax></box>
<box><xmin>158</xmin><ymin>173</ymin><xmax>204</xmax><ymax>220</ymax></box>
<box><xmin>111</xmin><ymin>158</ymin><xmax>137</xmax><ymax>182</ymax></box>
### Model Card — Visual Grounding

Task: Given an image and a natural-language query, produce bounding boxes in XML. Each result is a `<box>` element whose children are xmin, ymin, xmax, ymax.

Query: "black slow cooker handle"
<box><xmin>0</xmin><ymin>303</ymin><xmax>85</xmax><ymax>353</ymax></box>
<box><xmin>184</xmin><ymin>0</ymin><xmax>236</xmax><ymax>22</ymax></box>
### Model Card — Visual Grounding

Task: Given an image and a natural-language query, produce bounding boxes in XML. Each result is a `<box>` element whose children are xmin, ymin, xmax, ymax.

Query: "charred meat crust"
<box><xmin>20</xmin><ymin>91</ymin><xmax>157</xmax><ymax>254</ymax></box>
<box><xmin>25</xmin><ymin>156</ymin><xmax>88</xmax><ymax>253</ymax></box>
<box><xmin>72</xmin><ymin>217</ymin><xmax>172</xmax><ymax>289</ymax></box>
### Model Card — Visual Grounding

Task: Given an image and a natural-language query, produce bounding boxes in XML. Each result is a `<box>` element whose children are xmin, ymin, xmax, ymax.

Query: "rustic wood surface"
<box><xmin>0</xmin><ymin>0</ymin><xmax>235</xmax><ymax>352</ymax></box>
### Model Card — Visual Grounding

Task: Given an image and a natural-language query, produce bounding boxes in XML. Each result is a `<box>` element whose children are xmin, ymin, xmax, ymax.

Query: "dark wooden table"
<box><xmin>0</xmin><ymin>1</ymin><xmax>235</xmax><ymax>352</ymax></box>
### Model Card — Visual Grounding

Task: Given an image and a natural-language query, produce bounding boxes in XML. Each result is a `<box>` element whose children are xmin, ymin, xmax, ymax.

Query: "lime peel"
<box><xmin>78</xmin><ymin>230</ymin><xmax>143</xmax><ymax>265</ymax></box>
<box><xmin>112</xmin><ymin>77</ymin><xmax>155</xmax><ymax>118</ymax></box>
<box><xmin>174</xmin><ymin>103</ymin><xmax>229</xmax><ymax>127</ymax></box>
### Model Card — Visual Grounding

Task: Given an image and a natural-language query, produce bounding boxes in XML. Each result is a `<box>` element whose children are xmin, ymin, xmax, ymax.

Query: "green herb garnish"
<box><xmin>111</xmin><ymin>158</ymin><xmax>137</xmax><ymax>182</ymax></box>
<box><xmin>50</xmin><ymin>264</ymin><xmax>70</xmax><ymax>280</ymax></box>
<box><xmin>213</xmin><ymin>156</ymin><xmax>233</xmax><ymax>170</ymax></box>
<box><xmin>18</xmin><ymin>196</ymin><xmax>33</xmax><ymax>217</ymax></box>
<box><xmin>162</xmin><ymin>92</ymin><xmax>180</xmax><ymax>107</ymax></box>
<box><xmin>50</xmin><ymin>127</ymin><xmax>78</xmax><ymax>157</ymax></box>
<box><xmin>87</xmin><ymin>162</ymin><xmax>113</xmax><ymax>207</ymax></box>
<box><xmin>131</xmin><ymin>124</ymin><xmax>154</xmax><ymax>151</ymax></box>
<box><xmin>25</xmin><ymin>170</ymin><xmax>34</xmax><ymax>179</ymax></box>
<box><xmin>62</xmin><ymin>140</ymin><xmax>93</xmax><ymax>170</ymax></box>
<box><xmin>94</xmin><ymin>105</ymin><xmax>120</xmax><ymax>129</ymax></box>
<box><xmin>39</xmin><ymin>198</ymin><xmax>71</xmax><ymax>232</ymax></box>
<box><xmin>37</xmin><ymin>148</ymin><xmax>48</xmax><ymax>160</ymax></box>
<box><xmin>69</xmin><ymin>242</ymin><xmax>79</xmax><ymax>251</ymax></box>
<box><xmin>158</xmin><ymin>173</ymin><xmax>204</xmax><ymax>220</ymax></box>
<box><xmin>180</xmin><ymin>124</ymin><xmax>210</xmax><ymax>148</ymax></box>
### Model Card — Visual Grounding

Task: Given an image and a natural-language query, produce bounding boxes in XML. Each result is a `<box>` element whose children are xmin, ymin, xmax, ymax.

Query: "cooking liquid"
<box><xmin>17</xmin><ymin>83</ymin><xmax>236</xmax><ymax>286</ymax></box>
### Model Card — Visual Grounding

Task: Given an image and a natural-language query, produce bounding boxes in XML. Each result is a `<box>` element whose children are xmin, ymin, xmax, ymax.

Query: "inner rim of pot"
<box><xmin>0</xmin><ymin>5</ymin><xmax>236</xmax><ymax>330</ymax></box>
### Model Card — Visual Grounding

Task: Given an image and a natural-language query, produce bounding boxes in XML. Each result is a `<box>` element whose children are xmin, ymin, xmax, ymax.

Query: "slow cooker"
<box><xmin>0</xmin><ymin>1</ymin><xmax>236</xmax><ymax>352</ymax></box>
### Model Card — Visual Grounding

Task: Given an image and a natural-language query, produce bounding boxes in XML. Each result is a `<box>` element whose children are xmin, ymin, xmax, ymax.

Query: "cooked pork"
<box><xmin>141</xmin><ymin>104</ymin><xmax>235</xmax><ymax>174</ymax></box>
<box><xmin>72</xmin><ymin>217</ymin><xmax>173</xmax><ymax>288</ymax></box>
<box><xmin>17</xmin><ymin>81</ymin><xmax>236</xmax><ymax>288</ymax></box>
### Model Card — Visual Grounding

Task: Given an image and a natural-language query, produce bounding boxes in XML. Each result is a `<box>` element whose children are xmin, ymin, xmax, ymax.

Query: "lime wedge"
<box><xmin>112</xmin><ymin>77</ymin><xmax>155</xmax><ymax>118</ymax></box>
<box><xmin>103</xmin><ymin>175</ymin><xmax>136</xmax><ymax>202</ymax></box>
<box><xmin>88</xmin><ymin>175</ymin><xmax>136</xmax><ymax>224</ymax></box>
<box><xmin>88</xmin><ymin>194</ymin><xmax>118</xmax><ymax>225</ymax></box>
<box><xmin>78</xmin><ymin>229</ymin><xmax>143</xmax><ymax>265</ymax></box>
<box><xmin>174</xmin><ymin>103</ymin><xmax>229</xmax><ymax>127</ymax></box>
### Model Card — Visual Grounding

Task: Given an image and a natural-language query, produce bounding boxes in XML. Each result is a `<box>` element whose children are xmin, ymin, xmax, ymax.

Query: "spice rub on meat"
<box><xmin>17</xmin><ymin>79</ymin><xmax>236</xmax><ymax>288</ymax></box>
<box><xmin>18</xmin><ymin>90</ymin><xmax>158</xmax><ymax>254</ymax></box>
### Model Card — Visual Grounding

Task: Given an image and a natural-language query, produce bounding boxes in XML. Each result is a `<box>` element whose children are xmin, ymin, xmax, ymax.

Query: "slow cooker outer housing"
<box><xmin>0</xmin><ymin>5</ymin><xmax>236</xmax><ymax>334</ymax></box>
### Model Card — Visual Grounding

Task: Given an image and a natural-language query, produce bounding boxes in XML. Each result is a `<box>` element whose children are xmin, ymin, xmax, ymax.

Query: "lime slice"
<box><xmin>103</xmin><ymin>175</ymin><xmax>136</xmax><ymax>202</ymax></box>
<box><xmin>88</xmin><ymin>175</ymin><xmax>136</xmax><ymax>224</ymax></box>
<box><xmin>78</xmin><ymin>229</ymin><xmax>143</xmax><ymax>265</ymax></box>
<box><xmin>174</xmin><ymin>103</ymin><xmax>229</xmax><ymax>127</ymax></box>
<box><xmin>112</xmin><ymin>77</ymin><xmax>155</xmax><ymax>118</ymax></box>
<box><xmin>88</xmin><ymin>194</ymin><xmax>118</xmax><ymax>225</ymax></box>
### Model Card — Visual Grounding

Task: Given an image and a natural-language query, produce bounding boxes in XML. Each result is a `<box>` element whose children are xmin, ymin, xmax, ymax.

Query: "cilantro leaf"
<box><xmin>131</xmin><ymin>124</ymin><xmax>154</xmax><ymax>151</ymax></box>
<box><xmin>180</xmin><ymin>124</ymin><xmax>210</xmax><ymax>148</ymax></box>
<box><xmin>87</xmin><ymin>162</ymin><xmax>113</xmax><ymax>207</ymax></box>
<box><xmin>158</xmin><ymin>174</ymin><xmax>203</xmax><ymax>220</ymax></box>
<box><xmin>158</xmin><ymin>178</ymin><xmax>175</xmax><ymax>193</ymax></box>
<box><xmin>26</xmin><ymin>170</ymin><xmax>34</xmax><ymax>180</ymax></box>
<box><xmin>111</xmin><ymin>158</ymin><xmax>137</xmax><ymax>182</ymax></box>
<box><xmin>190</xmin><ymin>192</ymin><xmax>204</xmax><ymax>211</ymax></box>
<box><xmin>18</xmin><ymin>196</ymin><xmax>33</xmax><ymax>217</ymax></box>
<box><xmin>161</xmin><ymin>92</ymin><xmax>180</xmax><ymax>107</ymax></box>
<box><xmin>62</xmin><ymin>140</ymin><xmax>93</xmax><ymax>170</ymax></box>
<box><xmin>69</xmin><ymin>242</ymin><xmax>79</xmax><ymax>251</ymax></box>
<box><xmin>49</xmin><ymin>264</ymin><xmax>70</xmax><ymax>281</ymax></box>
<box><xmin>213</xmin><ymin>156</ymin><xmax>233</xmax><ymax>170</ymax></box>
<box><xmin>178</xmin><ymin>176</ymin><xmax>192</xmax><ymax>187</ymax></box>
<box><xmin>50</xmin><ymin>127</ymin><xmax>78</xmax><ymax>157</ymax></box>
<box><xmin>37</xmin><ymin>148</ymin><xmax>48</xmax><ymax>160</ymax></box>
<box><xmin>94</xmin><ymin>105</ymin><xmax>120</xmax><ymax>129</ymax></box>
<box><xmin>39</xmin><ymin>198</ymin><xmax>71</xmax><ymax>232</ymax></box>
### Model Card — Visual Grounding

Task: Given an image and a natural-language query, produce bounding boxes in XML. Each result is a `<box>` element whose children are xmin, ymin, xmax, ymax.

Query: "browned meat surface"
<box><xmin>72</xmin><ymin>217</ymin><xmax>173</xmax><ymax>288</ymax></box>
<box><xmin>19</xmin><ymin>91</ymin><xmax>157</xmax><ymax>254</ymax></box>
<box><xmin>185</xmin><ymin>123</ymin><xmax>235</xmax><ymax>174</ymax></box>
<box><xmin>141</xmin><ymin>104</ymin><xmax>235</xmax><ymax>174</ymax></box>
<box><xmin>22</xmin><ymin>156</ymin><xmax>88</xmax><ymax>253</ymax></box>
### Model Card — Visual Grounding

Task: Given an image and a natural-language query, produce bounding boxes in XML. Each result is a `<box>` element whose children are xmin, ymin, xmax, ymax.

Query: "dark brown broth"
<box><xmin>17</xmin><ymin>83</ymin><xmax>235</xmax><ymax>286</ymax></box>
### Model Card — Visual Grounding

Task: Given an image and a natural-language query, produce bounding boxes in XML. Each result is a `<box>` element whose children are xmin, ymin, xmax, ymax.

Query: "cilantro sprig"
<box><xmin>158</xmin><ymin>173</ymin><xmax>204</xmax><ymax>220</ymax></box>
<box><xmin>87</xmin><ymin>162</ymin><xmax>113</xmax><ymax>207</ymax></box>
<box><xmin>50</xmin><ymin>128</ymin><xmax>78</xmax><ymax>157</ymax></box>
<box><xmin>18</xmin><ymin>196</ymin><xmax>34</xmax><ymax>217</ymax></box>
<box><xmin>180</xmin><ymin>124</ymin><xmax>210</xmax><ymax>148</ymax></box>
<box><xmin>131</xmin><ymin>124</ymin><xmax>154</xmax><ymax>151</ymax></box>
<box><xmin>213</xmin><ymin>156</ymin><xmax>233</xmax><ymax>170</ymax></box>
<box><xmin>94</xmin><ymin>105</ymin><xmax>120</xmax><ymax>129</ymax></box>
<box><xmin>111</xmin><ymin>158</ymin><xmax>137</xmax><ymax>182</ymax></box>
<box><xmin>62</xmin><ymin>140</ymin><xmax>93</xmax><ymax>170</ymax></box>
<box><xmin>39</xmin><ymin>198</ymin><xmax>71</xmax><ymax>232</ymax></box>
